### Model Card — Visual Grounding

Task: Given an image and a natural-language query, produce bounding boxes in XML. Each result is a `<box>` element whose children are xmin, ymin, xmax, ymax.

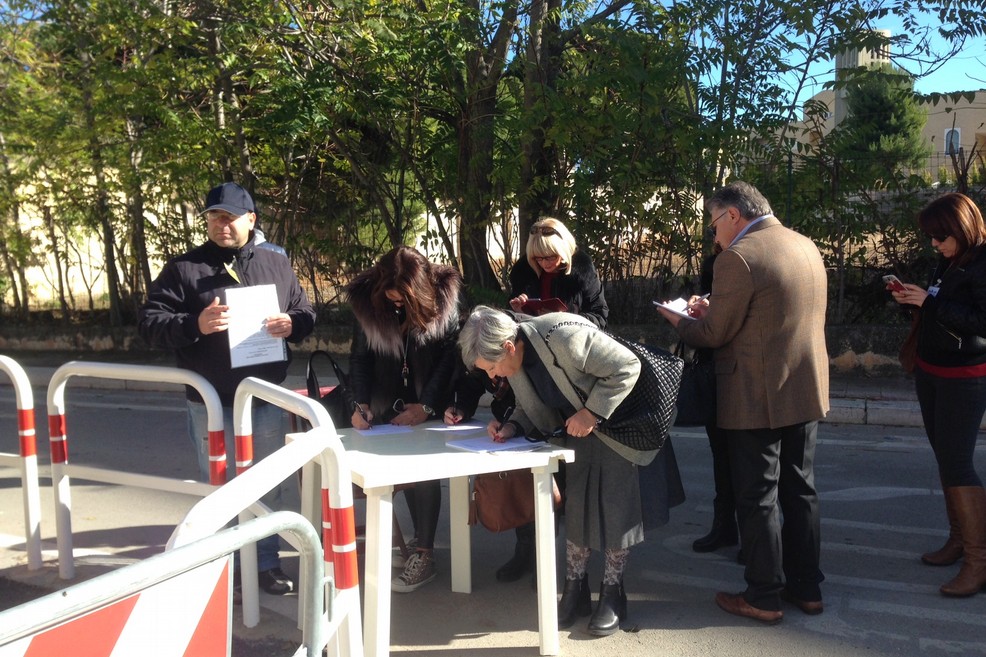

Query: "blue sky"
<box><xmin>797</xmin><ymin>19</ymin><xmax>986</xmax><ymax>99</ymax></box>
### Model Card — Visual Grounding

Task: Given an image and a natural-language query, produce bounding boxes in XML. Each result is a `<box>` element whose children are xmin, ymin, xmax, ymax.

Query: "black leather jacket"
<box><xmin>917</xmin><ymin>247</ymin><xmax>986</xmax><ymax>367</ymax></box>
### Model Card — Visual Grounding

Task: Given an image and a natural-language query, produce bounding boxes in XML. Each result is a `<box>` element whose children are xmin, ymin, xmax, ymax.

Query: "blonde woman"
<box><xmin>508</xmin><ymin>217</ymin><xmax>608</xmax><ymax>327</ymax></box>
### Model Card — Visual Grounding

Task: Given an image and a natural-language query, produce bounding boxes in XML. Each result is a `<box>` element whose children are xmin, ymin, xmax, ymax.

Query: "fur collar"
<box><xmin>347</xmin><ymin>264</ymin><xmax>462</xmax><ymax>358</ymax></box>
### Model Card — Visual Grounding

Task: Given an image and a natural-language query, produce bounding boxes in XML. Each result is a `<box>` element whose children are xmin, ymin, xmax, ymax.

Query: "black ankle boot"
<box><xmin>692</xmin><ymin>507</ymin><xmax>739</xmax><ymax>552</ymax></box>
<box><xmin>587</xmin><ymin>581</ymin><xmax>627</xmax><ymax>636</ymax></box>
<box><xmin>558</xmin><ymin>574</ymin><xmax>591</xmax><ymax>628</ymax></box>
<box><xmin>496</xmin><ymin>523</ymin><xmax>536</xmax><ymax>582</ymax></box>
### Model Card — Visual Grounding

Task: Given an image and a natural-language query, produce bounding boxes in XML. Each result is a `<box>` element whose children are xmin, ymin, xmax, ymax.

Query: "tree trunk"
<box><xmin>125</xmin><ymin>116</ymin><xmax>153</xmax><ymax>298</ymax></box>
<box><xmin>518</xmin><ymin>0</ymin><xmax>562</xmax><ymax>236</ymax></box>
<box><xmin>43</xmin><ymin>205</ymin><xmax>70</xmax><ymax>323</ymax></box>
<box><xmin>457</xmin><ymin>80</ymin><xmax>500</xmax><ymax>290</ymax></box>
<box><xmin>0</xmin><ymin>132</ymin><xmax>29</xmax><ymax>319</ymax></box>
<box><xmin>80</xmin><ymin>72</ymin><xmax>123</xmax><ymax>327</ymax></box>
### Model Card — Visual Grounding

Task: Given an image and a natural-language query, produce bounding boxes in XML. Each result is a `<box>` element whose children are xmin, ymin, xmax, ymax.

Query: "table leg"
<box><xmin>533</xmin><ymin>464</ymin><xmax>560</xmax><ymax>656</ymax></box>
<box><xmin>449</xmin><ymin>475</ymin><xmax>472</xmax><ymax>593</ymax></box>
<box><xmin>362</xmin><ymin>485</ymin><xmax>394</xmax><ymax>657</ymax></box>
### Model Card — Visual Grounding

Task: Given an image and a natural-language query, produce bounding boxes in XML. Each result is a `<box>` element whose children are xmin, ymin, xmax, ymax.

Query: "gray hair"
<box><xmin>458</xmin><ymin>305</ymin><xmax>519</xmax><ymax>367</ymax></box>
<box><xmin>706</xmin><ymin>181</ymin><xmax>773</xmax><ymax>219</ymax></box>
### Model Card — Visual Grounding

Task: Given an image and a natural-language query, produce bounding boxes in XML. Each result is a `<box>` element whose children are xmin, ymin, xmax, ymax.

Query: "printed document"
<box><xmin>226</xmin><ymin>284</ymin><xmax>287</xmax><ymax>368</ymax></box>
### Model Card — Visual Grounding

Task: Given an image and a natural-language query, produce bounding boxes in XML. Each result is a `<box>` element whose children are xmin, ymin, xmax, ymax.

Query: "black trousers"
<box><xmin>914</xmin><ymin>368</ymin><xmax>986</xmax><ymax>487</ymax></box>
<box><xmin>705</xmin><ymin>423</ymin><xmax>735</xmax><ymax>514</ymax></box>
<box><xmin>726</xmin><ymin>421</ymin><xmax>823</xmax><ymax>610</ymax></box>
<box><xmin>402</xmin><ymin>480</ymin><xmax>442</xmax><ymax>550</ymax></box>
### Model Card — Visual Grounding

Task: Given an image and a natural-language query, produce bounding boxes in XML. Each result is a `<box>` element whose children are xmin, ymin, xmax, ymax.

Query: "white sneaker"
<box><xmin>392</xmin><ymin>551</ymin><xmax>437</xmax><ymax>593</ymax></box>
<box><xmin>392</xmin><ymin>537</ymin><xmax>418</xmax><ymax>568</ymax></box>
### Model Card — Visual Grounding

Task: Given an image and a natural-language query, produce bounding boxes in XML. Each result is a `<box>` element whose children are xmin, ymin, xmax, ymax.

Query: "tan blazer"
<box><xmin>676</xmin><ymin>217</ymin><xmax>829</xmax><ymax>430</ymax></box>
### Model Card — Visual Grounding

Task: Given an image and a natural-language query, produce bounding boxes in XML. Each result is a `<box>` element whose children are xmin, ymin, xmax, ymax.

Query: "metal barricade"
<box><xmin>45</xmin><ymin>361</ymin><xmax>225</xmax><ymax>579</ymax></box>
<box><xmin>43</xmin><ymin>364</ymin><xmax>348</xmax><ymax>633</ymax></box>
<box><xmin>226</xmin><ymin>378</ymin><xmax>338</xmax><ymax>628</ymax></box>
<box><xmin>0</xmin><ymin>511</ymin><xmax>332</xmax><ymax>657</ymax></box>
<box><xmin>169</xmin><ymin>427</ymin><xmax>361</xmax><ymax>656</ymax></box>
<box><xmin>0</xmin><ymin>355</ymin><xmax>42</xmax><ymax>571</ymax></box>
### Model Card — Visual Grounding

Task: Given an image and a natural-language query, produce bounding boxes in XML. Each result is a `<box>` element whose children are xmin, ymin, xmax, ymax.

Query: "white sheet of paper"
<box><xmin>446</xmin><ymin>436</ymin><xmax>543</xmax><ymax>453</ymax></box>
<box><xmin>653</xmin><ymin>298</ymin><xmax>692</xmax><ymax>319</ymax></box>
<box><xmin>225</xmin><ymin>284</ymin><xmax>286</xmax><ymax>368</ymax></box>
<box><xmin>425</xmin><ymin>423</ymin><xmax>487</xmax><ymax>433</ymax></box>
<box><xmin>354</xmin><ymin>424</ymin><xmax>414</xmax><ymax>436</ymax></box>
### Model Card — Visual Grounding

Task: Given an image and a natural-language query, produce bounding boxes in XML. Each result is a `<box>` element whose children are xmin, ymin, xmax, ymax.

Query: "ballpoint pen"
<box><xmin>353</xmin><ymin>401</ymin><xmax>372</xmax><ymax>427</ymax></box>
<box><xmin>495</xmin><ymin>406</ymin><xmax>515</xmax><ymax>440</ymax></box>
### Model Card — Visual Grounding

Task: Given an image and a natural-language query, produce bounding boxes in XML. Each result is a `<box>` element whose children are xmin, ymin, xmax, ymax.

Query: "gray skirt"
<box><xmin>563</xmin><ymin>435</ymin><xmax>645</xmax><ymax>551</ymax></box>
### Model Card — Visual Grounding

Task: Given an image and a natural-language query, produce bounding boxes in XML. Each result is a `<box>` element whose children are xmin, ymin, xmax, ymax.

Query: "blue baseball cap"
<box><xmin>201</xmin><ymin>182</ymin><xmax>255</xmax><ymax>216</ymax></box>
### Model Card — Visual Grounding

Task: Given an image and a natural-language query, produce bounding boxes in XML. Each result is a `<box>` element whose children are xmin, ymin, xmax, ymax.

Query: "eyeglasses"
<box><xmin>529</xmin><ymin>225</ymin><xmax>558</xmax><ymax>236</ymax></box>
<box><xmin>707</xmin><ymin>210</ymin><xmax>729</xmax><ymax>237</ymax></box>
<box><xmin>926</xmin><ymin>232</ymin><xmax>949</xmax><ymax>243</ymax></box>
<box><xmin>532</xmin><ymin>254</ymin><xmax>560</xmax><ymax>263</ymax></box>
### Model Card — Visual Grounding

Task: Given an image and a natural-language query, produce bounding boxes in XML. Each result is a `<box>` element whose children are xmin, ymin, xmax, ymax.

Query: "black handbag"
<box><xmin>545</xmin><ymin>322</ymin><xmax>683</xmax><ymax>453</ymax></box>
<box><xmin>673</xmin><ymin>341</ymin><xmax>717</xmax><ymax>427</ymax></box>
<box><xmin>305</xmin><ymin>350</ymin><xmax>354</xmax><ymax>429</ymax></box>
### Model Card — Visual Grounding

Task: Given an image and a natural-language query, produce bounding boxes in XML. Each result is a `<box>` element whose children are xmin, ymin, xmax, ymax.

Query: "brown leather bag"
<box><xmin>469</xmin><ymin>471</ymin><xmax>561</xmax><ymax>533</ymax></box>
<box><xmin>899</xmin><ymin>309</ymin><xmax>921</xmax><ymax>373</ymax></box>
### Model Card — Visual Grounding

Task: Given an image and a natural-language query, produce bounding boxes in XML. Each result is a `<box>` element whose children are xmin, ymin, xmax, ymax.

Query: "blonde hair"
<box><xmin>526</xmin><ymin>217</ymin><xmax>577</xmax><ymax>275</ymax></box>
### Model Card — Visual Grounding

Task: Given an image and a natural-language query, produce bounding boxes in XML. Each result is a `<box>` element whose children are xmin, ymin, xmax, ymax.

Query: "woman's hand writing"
<box><xmin>444</xmin><ymin>406</ymin><xmax>465</xmax><ymax>425</ymax></box>
<box><xmin>351</xmin><ymin>404</ymin><xmax>374</xmax><ymax>430</ymax></box>
<box><xmin>487</xmin><ymin>418</ymin><xmax>517</xmax><ymax>442</ymax></box>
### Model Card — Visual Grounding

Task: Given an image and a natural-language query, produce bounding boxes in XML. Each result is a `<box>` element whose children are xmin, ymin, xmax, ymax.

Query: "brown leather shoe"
<box><xmin>780</xmin><ymin>588</ymin><xmax>823</xmax><ymax>615</ymax></box>
<box><xmin>715</xmin><ymin>592</ymin><xmax>783</xmax><ymax>624</ymax></box>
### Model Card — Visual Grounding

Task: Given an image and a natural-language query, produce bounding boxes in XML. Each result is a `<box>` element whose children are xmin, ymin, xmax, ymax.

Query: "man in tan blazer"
<box><xmin>657</xmin><ymin>181</ymin><xmax>829</xmax><ymax>624</ymax></box>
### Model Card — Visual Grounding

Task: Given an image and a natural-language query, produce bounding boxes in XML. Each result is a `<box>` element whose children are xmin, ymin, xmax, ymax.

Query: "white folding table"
<box><xmin>337</xmin><ymin>422</ymin><xmax>573</xmax><ymax>657</ymax></box>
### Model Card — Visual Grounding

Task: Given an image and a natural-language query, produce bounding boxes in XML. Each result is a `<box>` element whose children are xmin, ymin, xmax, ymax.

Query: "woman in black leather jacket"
<box><xmin>891</xmin><ymin>192</ymin><xmax>986</xmax><ymax>598</ymax></box>
<box><xmin>345</xmin><ymin>246</ymin><xmax>462</xmax><ymax>594</ymax></box>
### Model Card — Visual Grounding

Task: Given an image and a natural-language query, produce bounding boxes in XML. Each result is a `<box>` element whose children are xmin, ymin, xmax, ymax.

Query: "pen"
<box><xmin>497</xmin><ymin>406</ymin><xmax>515</xmax><ymax>435</ymax></box>
<box><xmin>353</xmin><ymin>401</ymin><xmax>372</xmax><ymax>427</ymax></box>
<box><xmin>698</xmin><ymin>293</ymin><xmax>711</xmax><ymax>301</ymax></box>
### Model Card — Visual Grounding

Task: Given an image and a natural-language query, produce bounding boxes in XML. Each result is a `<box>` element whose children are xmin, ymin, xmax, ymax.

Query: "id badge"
<box><xmin>928</xmin><ymin>285</ymin><xmax>940</xmax><ymax>297</ymax></box>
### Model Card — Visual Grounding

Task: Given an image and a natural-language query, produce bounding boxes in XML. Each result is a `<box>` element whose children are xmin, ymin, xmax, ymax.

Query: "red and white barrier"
<box><xmin>0</xmin><ymin>355</ymin><xmax>42</xmax><ymax>571</ymax></box>
<box><xmin>45</xmin><ymin>361</ymin><xmax>224</xmax><ymax>579</ymax></box>
<box><xmin>0</xmin><ymin>558</ymin><xmax>231</xmax><ymax>657</ymax></box>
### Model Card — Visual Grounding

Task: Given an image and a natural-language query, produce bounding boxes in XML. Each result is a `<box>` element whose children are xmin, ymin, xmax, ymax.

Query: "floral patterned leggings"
<box><xmin>565</xmin><ymin>540</ymin><xmax>628</xmax><ymax>585</ymax></box>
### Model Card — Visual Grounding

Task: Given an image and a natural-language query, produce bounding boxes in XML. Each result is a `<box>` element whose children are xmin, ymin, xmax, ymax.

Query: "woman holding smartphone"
<box><xmin>890</xmin><ymin>192</ymin><xmax>986</xmax><ymax>597</ymax></box>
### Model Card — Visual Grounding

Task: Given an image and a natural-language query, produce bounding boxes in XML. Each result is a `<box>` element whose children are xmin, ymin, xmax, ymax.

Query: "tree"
<box><xmin>831</xmin><ymin>63</ymin><xmax>929</xmax><ymax>189</ymax></box>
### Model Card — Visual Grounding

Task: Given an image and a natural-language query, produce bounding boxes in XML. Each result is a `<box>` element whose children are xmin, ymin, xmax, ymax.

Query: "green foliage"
<box><xmin>2</xmin><ymin>0</ymin><xmax>986</xmax><ymax>327</ymax></box>
<box><xmin>830</xmin><ymin>63</ymin><xmax>930</xmax><ymax>189</ymax></box>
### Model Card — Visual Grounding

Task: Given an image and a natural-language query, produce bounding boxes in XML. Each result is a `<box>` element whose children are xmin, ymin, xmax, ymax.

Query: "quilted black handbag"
<box><xmin>545</xmin><ymin>322</ymin><xmax>683</xmax><ymax>453</ymax></box>
<box><xmin>305</xmin><ymin>350</ymin><xmax>354</xmax><ymax>429</ymax></box>
<box><xmin>673</xmin><ymin>341</ymin><xmax>716</xmax><ymax>427</ymax></box>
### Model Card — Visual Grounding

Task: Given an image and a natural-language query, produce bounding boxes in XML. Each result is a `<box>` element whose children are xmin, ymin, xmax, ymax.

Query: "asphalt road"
<box><xmin>1</xmin><ymin>384</ymin><xmax>985</xmax><ymax>657</ymax></box>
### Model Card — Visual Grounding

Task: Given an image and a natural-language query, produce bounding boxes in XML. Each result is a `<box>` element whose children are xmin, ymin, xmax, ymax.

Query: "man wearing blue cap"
<box><xmin>138</xmin><ymin>182</ymin><xmax>315</xmax><ymax>596</ymax></box>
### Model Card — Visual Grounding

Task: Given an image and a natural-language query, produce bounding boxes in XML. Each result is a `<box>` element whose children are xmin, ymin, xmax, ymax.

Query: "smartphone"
<box><xmin>883</xmin><ymin>274</ymin><xmax>906</xmax><ymax>293</ymax></box>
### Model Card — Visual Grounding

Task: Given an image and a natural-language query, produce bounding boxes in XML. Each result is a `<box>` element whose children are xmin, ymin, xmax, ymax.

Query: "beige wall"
<box><xmin>791</xmin><ymin>88</ymin><xmax>986</xmax><ymax>172</ymax></box>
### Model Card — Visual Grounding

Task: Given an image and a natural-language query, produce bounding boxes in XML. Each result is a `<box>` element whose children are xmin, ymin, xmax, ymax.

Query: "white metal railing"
<box><xmin>0</xmin><ymin>355</ymin><xmax>42</xmax><ymax>570</ymax></box>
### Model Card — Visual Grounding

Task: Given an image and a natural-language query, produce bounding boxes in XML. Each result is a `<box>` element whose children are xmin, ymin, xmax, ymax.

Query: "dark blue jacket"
<box><xmin>138</xmin><ymin>236</ymin><xmax>315</xmax><ymax>404</ymax></box>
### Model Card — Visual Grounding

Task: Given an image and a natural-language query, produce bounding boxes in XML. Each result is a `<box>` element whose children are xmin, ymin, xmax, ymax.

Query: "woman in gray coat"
<box><xmin>459</xmin><ymin>305</ymin><xmax>683</xmax><ymax>636</ymax></box>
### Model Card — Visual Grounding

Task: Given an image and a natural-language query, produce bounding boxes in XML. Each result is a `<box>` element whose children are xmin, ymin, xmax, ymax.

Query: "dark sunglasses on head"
<box><xmin>529</xmin><ymin>225</ymin><xmax>557</xmax><ymax>236</ymax></box>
